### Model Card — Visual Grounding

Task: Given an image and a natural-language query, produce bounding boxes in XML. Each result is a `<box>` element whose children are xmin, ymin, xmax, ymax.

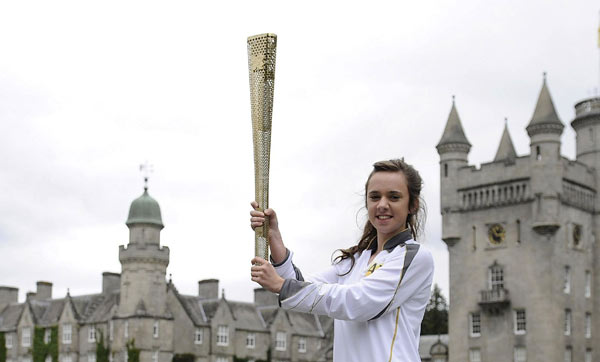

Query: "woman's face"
<box><xmin>367</xmin><ymin>171</ymin><xmax>412</xmax><ymax>242</ymax></box>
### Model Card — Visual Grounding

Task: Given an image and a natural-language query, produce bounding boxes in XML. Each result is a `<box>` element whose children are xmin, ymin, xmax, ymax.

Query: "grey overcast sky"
<box><xmin>0</xmin><ymin>0</ymin><xmax>598</xmax><ymax>303</ymax></box>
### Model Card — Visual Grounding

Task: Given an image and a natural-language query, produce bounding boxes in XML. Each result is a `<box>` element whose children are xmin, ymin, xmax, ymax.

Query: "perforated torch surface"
<box><xmin>248</xmin><ymin>33</ymin><xmax>277</xmax><ymax>261</ymax></box>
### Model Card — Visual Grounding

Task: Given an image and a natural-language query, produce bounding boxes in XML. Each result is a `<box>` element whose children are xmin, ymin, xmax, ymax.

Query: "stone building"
<box><xmin>437</xmin><ymin>76</ymin><xmax>600</xmax><ymax>362</ymax></box>
<box><xmin>0</xmin><ymin>185</ymin><xmax>333</xmax><ymax>362</ymax></box>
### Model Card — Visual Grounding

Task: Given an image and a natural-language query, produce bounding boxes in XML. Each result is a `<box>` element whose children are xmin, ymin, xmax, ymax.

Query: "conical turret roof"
<box><xmin>494</xmin><ymin>121</ymin><xmax>517</xmax><ymax>162</ymax></box>
<box><xmin>126</xmin><ymin>187</ymin><xmax>164</xmax><ymax>228</ymax></box>
<box><xmin>437</xmin><ymin>99</ymin><xmax>471</xmax><ymax>152</ymax></box>
<box><xmin>526</xmin><ymin>76</ymin><xmax>564</xmax><ymax>135</ymax></box>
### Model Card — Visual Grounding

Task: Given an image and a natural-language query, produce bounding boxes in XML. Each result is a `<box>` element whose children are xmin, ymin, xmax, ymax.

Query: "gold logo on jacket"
<box><xmin>365</xmin><ymin>263</ymin><xmax>383</xmax><ymax>276</ymax></box>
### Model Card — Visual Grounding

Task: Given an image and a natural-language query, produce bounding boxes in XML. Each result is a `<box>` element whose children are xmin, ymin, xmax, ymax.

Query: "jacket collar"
<box><xmin>368</xmin><ymin>229</ymin><xmax>413</xmax><ymax>253</ymax></box>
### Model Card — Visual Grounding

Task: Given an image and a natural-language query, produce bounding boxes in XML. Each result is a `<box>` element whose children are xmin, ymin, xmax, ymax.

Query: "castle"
<box><xmin>0</xmin><ymin>185</ymin><xmax>332</xmax><ymax>362</ymax></box>
<box><xmin>437</xmin><ymin>76</ymin><xmax>600</xmax><ymax>362</ymax></box>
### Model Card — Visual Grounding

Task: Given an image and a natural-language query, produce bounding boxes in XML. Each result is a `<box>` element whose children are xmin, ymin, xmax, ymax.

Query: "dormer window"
<box><xmin>88</xmin><ymin>325</ymin><xmax>96</xmax><ymax>342</ymax></box>
<box><xmin>62</xmin><ymin>324</ymin><xmax>72</xmax><ymax>344</ymax></box>
<box><xmin>21</xmin><ymin>327</ymin><xmax>31</xmax><ymax>347</ymax></box>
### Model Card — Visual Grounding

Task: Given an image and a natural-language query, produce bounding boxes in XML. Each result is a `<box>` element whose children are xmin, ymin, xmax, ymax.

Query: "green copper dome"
<box><xmin>126</xmin><ymin>188</ymin><xmax>164</xmax><ymax>228</ymax></box>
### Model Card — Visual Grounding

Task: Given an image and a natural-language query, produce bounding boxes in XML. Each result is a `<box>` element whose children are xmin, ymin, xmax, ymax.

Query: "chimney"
<box><xmin>254</xmin><ymin>287</ymin><xmax>278</xmax><ymax>306</ymax></box>
<box><xmin>102</xmin><ymin>272</ymin><xmax>121</xmax><ymax>294</ymax></box>
<box><xmin>36</xmin><ymin>281</ymin><xmax>53</xmax><ymax>300</ymax></box>
<box><xmin>0</xmin><ymin>286</ymin><xmax>18</xmax><ymax>310</ymax></box>
<box><xmin>26</xmin><ymin>292</ymin><xmax>36</xmax><ymax>300</ymax></box>
<box><xmin>198</xmin><ymin>279</ymin><xmax>219</xmax><ymax>299</ymax></box>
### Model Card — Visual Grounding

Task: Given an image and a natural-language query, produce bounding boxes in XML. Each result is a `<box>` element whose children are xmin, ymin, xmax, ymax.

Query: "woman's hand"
<box><xmin>250</xmin><ymin>201</ymin><xmax>286</xmax><ymax>263</ymax></box>
<box><xmin>251</xmin><ymin>257</ymin><xmax>285</xmax><ymax>293</ymax></box>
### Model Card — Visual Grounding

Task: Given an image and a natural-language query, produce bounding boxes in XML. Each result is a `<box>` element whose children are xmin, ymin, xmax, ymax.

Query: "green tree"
<box><xmin>420</xmin><ymin>284</ymin><xmax>449</xmax><ymax>335</ymax></box>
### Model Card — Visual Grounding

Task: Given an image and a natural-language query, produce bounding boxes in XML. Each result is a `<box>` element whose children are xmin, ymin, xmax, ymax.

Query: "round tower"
<box><xmin>571</xmin><ymin>97</ymin><xmax>600</xmax><ymax>167</ymax></box>
<box><xmin>526</xmin><ymin>75</ymin><xmax>564</xmax><ymax>235</ymax></box>
<box><xmin>437</xmin><ymin>97</ymin><xmax>471</xmax><ymax>246</ymax></box>
<box><xmin>118</xmin><ymin>184</ymin><xmax>169</xmax><ymax>317</ymax></box>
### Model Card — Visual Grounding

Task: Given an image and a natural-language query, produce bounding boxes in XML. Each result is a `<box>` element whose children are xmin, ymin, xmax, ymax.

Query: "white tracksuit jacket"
<box><xmin>274</xmin><ymin>229</ymin><xmax>434</xmax><ymax>362</ymax></box>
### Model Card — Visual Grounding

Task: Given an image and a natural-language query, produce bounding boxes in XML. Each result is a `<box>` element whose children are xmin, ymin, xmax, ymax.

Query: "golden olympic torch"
<box><xmin>248</xmin><ymin>33</ymin><xmax>277</xmax><ymax>261</ymax></box>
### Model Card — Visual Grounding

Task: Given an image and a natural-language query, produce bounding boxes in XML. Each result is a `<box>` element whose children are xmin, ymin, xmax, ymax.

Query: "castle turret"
<box><xmin>118</xmin><ymin>183</ymin><xmax>170</xmax><ymax>317</ymax></box>
<box><xmin>526</xmin><ymin>76</ymin><xmax>564</xmax><ymax>234</ymax></box>
<box><xmin>437</xmin><ymin>97</ymin><xmax>471</xmax><ymax>246</ymax></box>
<box><xmin>526</xmin><ymin>75</ymin><xmax>564</xmax><ymax>162</ymax></box>
<box><xmin>571</xmin><ymin>96</ymin><xmax>600</xmax><ymax>184</ymax></box>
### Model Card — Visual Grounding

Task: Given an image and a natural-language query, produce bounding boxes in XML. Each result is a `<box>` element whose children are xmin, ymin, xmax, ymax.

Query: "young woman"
<box><xmin>250</xmin><ymin>159</ymin><xmax>434</xmax><ymax>362</ymax></box>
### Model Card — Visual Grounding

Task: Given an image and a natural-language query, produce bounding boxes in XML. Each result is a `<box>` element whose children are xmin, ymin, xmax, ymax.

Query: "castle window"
<box><xmin>109</xmin><ymin>320</ymin><xmax>114</xmax><ymax>341</ymax></box>
<box><xmin>275</xmin><ymin>332</ymin><xmax>287</xmax><ymax>351</ymax></box>
<box><xmin>153</xmin><ymin>320</ymin><xmax>159</xmax><ymax>338</ymax></box>
<box><xmin>194</xmin><ymin>328</ymin><xmax>203</xmax><ymax>344</ymax></box>
<box><xmin>298</xmin><ymin>337</ymin><xmax>307</xmax><ymax>353</ymax></box>
<box><xmin>536</xmin><ymin>146</ymin><xmax>541</xmax><ymax>160</ymax></box>
<box><xmin>216</xmin><ymin>325</ymin><xmax>229</xmax><ymax>346</ymax></box>
<box><xmin>469</xmin><ymin>313</ymin><xmax>481</xmax><ymax>337</ymax></box>
<box><xmin>62</xmin><ymin>324</ymin><xmax>72</xmax><ymax>344</ymax></box>
<box><xmin>124</xmin><ymin>321</ymin><xmax>129</xmax><ymax>338</ymax></box>
<box><xmin>564</xmin><ymin>309</ymin><xmax>571</xmax><ymax>336</ymax></box>
<box><xmin>563</xmin><ymin>266</ymin><xmax>571</xmax><ymax>294</ymax></box>
<box><xmin>246</xmin><ymin>333</ymin><xmax>255</xmax><ymax>349</ymax></box>
<box><xmin>514</xmin><ymin>346</ymin><xmax>526</xmax><ymax>362</ymax></box>
<box><xmin>88</xmin><ymin>325</ymin><xmax>96</xmax><ymax>342</ymax></box>
<box><xmin>564</xmin><ymin>346</ymin><xmax>572</xmax><ymax>362</ymax></box>
<box><xmin>586</xmin><ymin>271</ymin><xmax>591</xmax><ymax>298</ymax></box>
<box><xmin>88</xmin><ymin>352</ymin><xmax>96</xmax><ymax>362</ymax></box>
<box><xmin>444</xmin><ymin>163</ymin><xmax>448</xmax><ymax>177</ymax></box>
<box><xmin>586</xmin><ymin>313</ymin><xmax>592</xmax><ymax>338</ymax></box>
<box><xmin>5</xmin><ymin>334</ymin><xmax>12</xmax><ymax>348</ymax></box>
<box><xmin>516</xmin><ymin>220</ymin><xmax>521</xmax><ymax>243</ymax></box>
<box><xmin>513</xmin><ymin>309</ymin><xmax>526</xmax><ymax>334</ymax></box>
<box><xmin>469</xmin><ymin>348</ymin><xmax>481</xmax><ymax>362</ymax></box>
<box><xmin>488</xmin><ymin>264</ymin><xmax>504</xmax><ymax>290</ymax></box>
<box><xmin>586</xmin><ymin>349</ymin><xmax>592</xmax><ymax>362</ymax></box>
<box><xmin>21</xmin><ymin>327</ymin><xmax>31</xmax><ymax>347</ymax></box>
<box><xmin>472</xmin><ymin>226</ymin><xmax>476</xmax><ymax>251</ymax></box>
<box><xmin>44</xmin><ymin>329</ymin><xmax>51</xmax><ymax>343</ymax></box>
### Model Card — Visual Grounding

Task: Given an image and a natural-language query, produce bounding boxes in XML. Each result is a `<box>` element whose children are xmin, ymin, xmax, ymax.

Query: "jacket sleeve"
<box><xmin>278</xmin><ymin>244</ymin><xmax>434</xmax><ymax>322</ymax></box>
<box><xmin>272</xmin><ymin>249</ymin><xmax>341</xmax><ymax>284</ymax></box>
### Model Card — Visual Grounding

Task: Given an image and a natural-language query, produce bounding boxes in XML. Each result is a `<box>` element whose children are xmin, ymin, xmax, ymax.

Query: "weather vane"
<box><xmin>139</xmin><ymin>161</ymin><xmax>154</xmax><ymax>190</ymax></box>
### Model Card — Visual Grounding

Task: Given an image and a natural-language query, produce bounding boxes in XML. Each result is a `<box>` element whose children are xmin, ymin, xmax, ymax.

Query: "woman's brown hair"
<box><xmin>334</xmin><ymin>159</ymin><xmax>426</xmax><ymax>274</ymax></box>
